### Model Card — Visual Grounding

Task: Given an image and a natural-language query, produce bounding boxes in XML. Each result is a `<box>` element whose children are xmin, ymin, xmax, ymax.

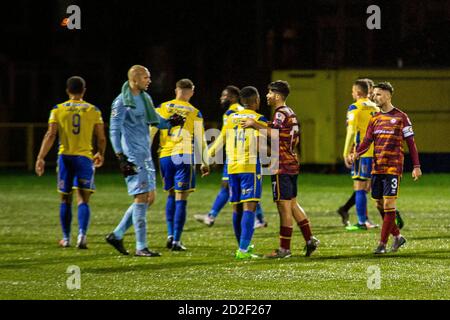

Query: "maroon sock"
<box><xmin>391</xmin><ymin>224</ymin><xmax>400</xmax><ymax>237</ymax></box>
<box><xmin>280</xmin><ymin>226</ymin><xmax>293</xmax><ymax>250</ymax></box>
<box><xmin>298</xmin><ymin>219</ymin><xmax>312</xmax><ymax>242</ymax></box>
<box><xmin>380</xmin><ymin>209</ymin><xmax>396</xmax><ymax>244</ymax></box>
<box><xmin>378</xmin><ymin>207</ymin><xmax>399</xmax><ymax>236</ymax></box>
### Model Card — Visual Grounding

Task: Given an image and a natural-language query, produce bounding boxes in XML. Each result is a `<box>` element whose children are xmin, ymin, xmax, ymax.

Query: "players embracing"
<box><xmin>242</xmin><ymin>80</ymin><xmax>320</xmax><ymax>258</ymax></box>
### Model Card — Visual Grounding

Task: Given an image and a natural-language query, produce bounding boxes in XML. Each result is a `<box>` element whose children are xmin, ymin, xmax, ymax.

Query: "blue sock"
<box><xmin>113</xmin><ymin>204</ymin><xmax>134</xmax><ymax>240</ymax></box>
<box><xmin>166</xmin><ymin>195</ymin><xmax>176</xmax><ymax>237</ymax></box>
<box><xmin>209</xmin><ymin>187</ymin><xmax>229</xmax><ymax>218</ymax></box>
<box><xmin>255</xmin><ymin>203</ymin><xmax>264</xmax><ymax>223</ymax></box>
<box><xmin>132</xmin><ymin>203</ymin><xmax>148</xmax><ymax>250</ymax></box>
<box><xmin>240</xmin><ymin>210</ymin><xmax>255</xmax><ymax>250</ymax></box>
<box><xmin>355</xmin><ymin>190</ymin><xmax>368</xmax><ymax>225</ymax></box>
<box><xmin>77</xmin><ymin>203</ymin><xmax>90</xmax><ymax>236</ymax></box>
<box><xmin>232</xmin><ymin>211</ymin><xmax>243</xmax><ymax>244</ymax></box>
<box><xmin>174</xmin><ymin>200</ymin><xmax>187</xmax><ymax>242</ymax></box>
<box><xmin>59</xmin><ymin>203</ymin><xmax>72</xmax><ymax>240</ymax></box>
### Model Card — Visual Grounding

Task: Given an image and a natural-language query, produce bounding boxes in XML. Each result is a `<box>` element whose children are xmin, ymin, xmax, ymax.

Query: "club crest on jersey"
<box><xmin>390</xmin><ymin>118</ymin><xmax>397</xmax><ymax>124</ymax></box>
<box><xmin>275</xmin><ymin>112</ymin><xmax>286</xmax><ymax>122</ymax></box>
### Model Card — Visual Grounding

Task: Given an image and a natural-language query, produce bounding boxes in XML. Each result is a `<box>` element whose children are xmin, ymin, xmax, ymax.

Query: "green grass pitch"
<box><xmin>0</xmin><ymin>171</ymin><xmax>449</xmax><ymax>300</ymax></box>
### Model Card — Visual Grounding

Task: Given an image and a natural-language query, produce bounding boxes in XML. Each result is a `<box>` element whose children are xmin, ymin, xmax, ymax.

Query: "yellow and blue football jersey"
<box><xmin>49</xmin><ymin>99</ymin><xmax>103</xmax><ymax>159</ymax></box>
<box><xmin>344</xmin><ymin>98</ymin><xmax>379</xmax><ymax>158</ymax></box>
<box><xmin>156</xmin><ymin>99</ymin><xmax>205</xmax><ymax>158</ymax></box>
<box><xmin>221</xmin><ymin>109</ymin><xmax>268</xmax><ymax>174</ymax></box>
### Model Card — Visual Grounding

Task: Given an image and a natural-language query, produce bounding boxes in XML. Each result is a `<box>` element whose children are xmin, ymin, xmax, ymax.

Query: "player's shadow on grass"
<box><xmin>0</xmin><ymin>253</ymin><xmax>116</xmax><ymax>269</ymax></box>
<box><xmin>410</xmin><ymin>235</ymin><xmax>450</xmax><ymax>241</ymax></box>
<box><xmin>81</xmin><ymin>257</ymin><xmax>235</xmax><ymax>274</ymax></box>
<box><xmin>308</xmin><ymin>250</ymin><xmax>450</xmax><ymax>261</ymax></box>
<box><xmin>309</xmin><ymin>226</ymin><xmax>349</xmax><ymax>235</ymax></box>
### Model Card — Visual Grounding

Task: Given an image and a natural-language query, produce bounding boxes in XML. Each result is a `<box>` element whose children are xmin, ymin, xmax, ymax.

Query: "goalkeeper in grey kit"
<box><xmin>106</xmin><ymin>65</ymin><xmax>185</xmax><ymax>257</ymax></box>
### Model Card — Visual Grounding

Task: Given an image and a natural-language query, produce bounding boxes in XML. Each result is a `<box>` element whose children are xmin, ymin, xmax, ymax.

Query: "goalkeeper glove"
<box><xmin>116</xmin><ymin>153</ymin><xmax>138</xmax><ymax>177</ymax></box>
<box><xmin>168</xmin><ymin>113</ymin><xmax>186</xmax><ymax>127</ymax></box>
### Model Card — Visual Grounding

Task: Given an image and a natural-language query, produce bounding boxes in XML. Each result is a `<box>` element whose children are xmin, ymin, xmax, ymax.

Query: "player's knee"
<box><xmin>134</xmin><ymin>192</ymin><xmax>149</xmax><ymax>203</ymax></box>
<box><xmin>383</xmin><ymin>198</ymin><xmax>396</xmax><ymax>210</ymax></box>
<box><xmin>221</xmin><ymin>181</ymin><xmax>229</xmax><ymax>189</ymax></box>
<box><xmin>147</xmin><ymin>191</ymin><xmax>156</xmax><ymax>206</ymax></box>
<box><xmin>61</xmin><ymin>194</ymin><xmax>72</xmax><ymax>204</ymax></box>
<box><xmin>376</xmin><ymin>201</ymin><xmax>383</xmax><ymax>211</ymax></box>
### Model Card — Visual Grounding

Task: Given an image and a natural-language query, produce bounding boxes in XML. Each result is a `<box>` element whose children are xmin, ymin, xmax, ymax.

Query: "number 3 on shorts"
<box><xmin>391</xmin><ymin>178</ymin><xmax>398</xmax><ymax>191</ymax></box>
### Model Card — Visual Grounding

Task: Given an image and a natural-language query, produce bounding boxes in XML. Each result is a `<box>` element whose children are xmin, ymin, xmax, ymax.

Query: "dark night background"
<box><xmin>2</xmin><ymin>0</ymin><xmax>450</xmax><ymax>121</ymax></box>
<box><xmin>0</xmin><ymin>0</ymin><xmax>449</xmax><ymax>168</ymax></box>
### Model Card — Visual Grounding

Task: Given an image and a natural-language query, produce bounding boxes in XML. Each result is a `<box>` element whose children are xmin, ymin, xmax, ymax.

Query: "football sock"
<box><xmin>280</xmin><ymin>226</ymin><xmax>293</xmax><ymax>250</ymax></box>
<box><xmin>173</xmin><ymin>200</ymin><xmax>187</xmax><ymax>242</ymax></box>
<box><xmin>377</xmin><ymin>207</ymin><xmax>399</xmax><ymax>236</ymax></box>
<box><xmin>298</xmin><ymin>219</ymin><xmax>312</xmax><ymax>242</ymax></box>
<box><xmin>113</xmin><ymin>204</ymin><xmax>133</xmax><ymax>240</ymax></box>
<box><xmin>380</xmin><ymin>208</ymin><xmax>396</xmax><ymax>245</ymax></box>
<box><xmin>209</xmin><ymin>187</ymin><xmax>229</xmax><ymax>218</ymax></box>
<box><xmin>355</xmin><ymin>190</ymin><xmax>368</xmax><ymax>224</ymax></box>
<box><xmin>132</xmin><ymin>203</ymin><xmax>148</xmax><ymax>250</ymax></box>
<box><xmin>239</xmin><ymin>210</ymin><xmax>255</xmax><ymax>251</ymax></box>
<box><xmin>342</xmin><ymin>192</ymin><xmax>356</xmax><ymax>212</ymax></box>
<box><xmin>166</xmin><ymin>195</ymin><xmax>176</xmax><ymax>237</ymax></box>
<box><xmin>77</xmin><ymin>203</ymin><xmax>90</xmax><ymax>236</ymax></box>
<box><xmin>60</xmin><ymin>202</ymin><xmax>72</xmax><ymax>240</ymax></box>
<box><xmin>255</xmin><ymin>203</ymin><xmax>264</xmax><ymax>223</ymax></box>
<box><xmin>232</xmin><ymin>211</ymin><xmax>243</xmax><ymax>244</ymax></box>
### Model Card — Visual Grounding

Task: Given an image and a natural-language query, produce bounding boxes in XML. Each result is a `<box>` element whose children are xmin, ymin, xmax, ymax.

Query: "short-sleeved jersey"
<box><xmin>363</xmin><ymin>107</ymin><xmax>415</xmax><ymax>175</ymax></box>
<box><xmin>208</xmin><ymin>103</ymin><xmax>245</xmax><ymax>159</ymax></box>
<box><xmin>49</xmin><ymin>100</ymin><xmax>103</xmax><ymax>159</ymax></box>
<box><xmin>221</xmin><ymin>109</ymin><xmax>268</xmax><ymax>174</ymax></box>
<box><xmin>223</xmin><ymin>103</ymin><xmax>244</xmax><ymax>123</ymax></box>
<box><xmin>270</xmin><ymin>106</ymin><xmax>300</xmax><ymax>175</ymax></box>
<box><xmin>156</xmin><ymin>99</ymin><xmax>204</xmax><ymax>158</ymax></box>
<box><xmin>346</xmin><ymin>98</ymin><xmax>379</xmax><ymax>158</ymax></box>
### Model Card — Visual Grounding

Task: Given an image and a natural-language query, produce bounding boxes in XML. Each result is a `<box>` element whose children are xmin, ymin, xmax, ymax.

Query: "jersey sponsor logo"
<box><xmin>275</xmin><ymin>112</ymin><xmax>286</xmax><ymax>122</ymax></box>
<box><xmin>231</xmin><ymin>113</ymin><xmax>257</xmax><ymax>119</ymax></box>
<box><xmin>374</xmin><ymin>130</ymin><xmax>395</xmax><ymax>135</ymax></box>
<box><xmin>390</xmin><ymin>118</ymin><xmax>397</xmax><ymax>124</ymax></box>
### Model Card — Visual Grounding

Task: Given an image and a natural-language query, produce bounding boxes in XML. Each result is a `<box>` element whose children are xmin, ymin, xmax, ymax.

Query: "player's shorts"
<box><xmin>222</xmin><ymin>163</ymin><xmax>229</xmax><ymax>181</ymax></box>
<box><xmin>160</xmin><ymin>156</ymin><xmax>196</xmax><ymax>192</ymax></box>
<box><xmin>57</xmin><ymin>155</ymin><xmax>95</xmax><ymax>194</ymax></box>
<box><xmin>228</xmin><ymin>173</ymin><xmax>262</xmax><ymax>204</ymax></box>
<box><xmin>351</xmin><ymin>157</ymin><xmax>373</xmax><ymax>180</ymax></box>
<box><xmin>125</xmin><ymin>159</ymin><xmax>156</xmax><ymax>196</ymax></box>
<box><xmin>271</xmin><ymin>174</ymin><xmax>298</xmax><ymax>201</ymax></box>
<box><xmin>371</xmin><ymin>174</ymin><xmax>400</xmax><ymax>199</ymax></box>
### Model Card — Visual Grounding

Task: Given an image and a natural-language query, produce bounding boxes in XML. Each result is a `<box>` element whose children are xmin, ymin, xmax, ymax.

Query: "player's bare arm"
<box><xmin>93</xmin><ymin>123</ymin><xmax>106</xmax><ymax>168</ymax></box>
<box><xmin>241</xmin><ymin>118</ymin><xmax>274</xmax><ymax>136</ymax></box>
<box><xmin>35</xmin><ymin>123</ymin><xmax>58</xmax><ymax>176</ymax></box>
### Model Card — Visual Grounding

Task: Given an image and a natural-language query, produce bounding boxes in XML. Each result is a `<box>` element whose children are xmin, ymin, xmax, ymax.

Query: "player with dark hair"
<box><xmin>36</xmin><ymin>76</ymin><xmax>106</xmax><ymax>249</ymax></box>
<box><xmin>340</xmin><ymin>79</ymin><xmax>380</xmax><ymax>231</ymax></box>
<box><xmin>209</xmin><ymin>86</ymin><xmax>268</xmax><ymax>259</ymax></box>
<box><xmin>152</xmin><ymin>79</ymin><xmax>210</xmax><ymax>251</ymax></box>
<box><xmin>242</xmin><ymin>80</ymin><xmax>320</xmax><ymax>258</ymax></box>
<box><xmin>194</xmin><ymin>86</ymin><xmax>267</xmax><ymax>228</ymax></box>
<box><xmin>351</xmin><ymin>82</ymin><xmax>422</xmax><ymax>254</ymax></box>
